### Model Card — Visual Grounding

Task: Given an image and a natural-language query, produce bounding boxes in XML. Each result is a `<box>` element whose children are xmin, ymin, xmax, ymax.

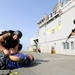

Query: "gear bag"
<box><xmin>0</xmin><ymin>30</ymin><xmax>14</xmax><ymax>36</ymax></box>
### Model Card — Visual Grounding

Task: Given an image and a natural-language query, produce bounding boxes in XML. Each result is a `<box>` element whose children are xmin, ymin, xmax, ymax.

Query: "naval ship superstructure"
<box><xmin>37</xmin><ymin>0</ymin><xmax>75</xmax><ymax>55</ymax></box>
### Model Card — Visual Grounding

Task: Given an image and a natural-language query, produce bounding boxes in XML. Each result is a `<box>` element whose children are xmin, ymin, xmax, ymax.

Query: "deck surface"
<box><xmin>0</xmin><ymin>51</ymin><xmax>75</xmax><ymax>75</ymax></box>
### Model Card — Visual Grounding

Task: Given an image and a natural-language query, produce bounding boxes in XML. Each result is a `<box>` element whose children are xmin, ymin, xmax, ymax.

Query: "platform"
<box><xmin>0</xmin><ymin>51</ymin><xmax>75</xmax><ymax>75</ymax></box>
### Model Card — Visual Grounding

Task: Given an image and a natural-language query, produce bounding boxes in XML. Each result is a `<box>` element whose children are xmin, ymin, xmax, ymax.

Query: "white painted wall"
<box><xmin>38</xmin><ymin>0</ymin><xmax>75</xmax><ymax>55</ymax></box>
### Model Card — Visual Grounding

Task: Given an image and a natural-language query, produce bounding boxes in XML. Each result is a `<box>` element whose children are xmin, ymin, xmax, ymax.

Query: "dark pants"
<box><xmin>0</xmin><ymin>53</ymin><xmax>8</xmax><ymax>69</ymax></box>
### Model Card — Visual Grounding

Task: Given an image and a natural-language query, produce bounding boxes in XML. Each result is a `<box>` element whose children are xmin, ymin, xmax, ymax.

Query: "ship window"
<box><xmin>63</xmin><ymin>42</ymin><xmax>66</xmax><ymax>49</ymax></box>
<box><xmin>63</xmin><ymin>42</ymin><xmax>69</xmax><ymax>49</ymax></box>
<box><xmin>71</xmin><ymin>42</ymin><xmax>74</xmax><ymax>49</ymax></box>
<box><xmin>66</xmin><ymin>42</ymin><xmax>69</xmax><ymax>49</ymax></box>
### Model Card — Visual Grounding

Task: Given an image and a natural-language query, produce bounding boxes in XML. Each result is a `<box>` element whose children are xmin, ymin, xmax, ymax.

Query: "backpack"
<box><xmin>0</xmin><ymin>30</ymin><xmax>14</xmax><ymax>36</ymax></box>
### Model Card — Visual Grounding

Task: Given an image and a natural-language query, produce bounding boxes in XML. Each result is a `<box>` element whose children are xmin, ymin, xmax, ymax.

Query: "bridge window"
<box><xmin>66</xmin><ymin>42</ymin><xmax>69</xmax><ymax>49</ymax></box>
<box><xmin>63</xmin><ymin>42</ymin><xmax>66</xmax><ymax>49</ymax></box>
<box><xmin>71</xmin><ymin>42</ymin><xmax>74</xmax><ymax>49</ymax></box>
<box><xmin>63</xmin><ymin>42</ymin><xmax>69</xmax><ymax>49</ymax></box>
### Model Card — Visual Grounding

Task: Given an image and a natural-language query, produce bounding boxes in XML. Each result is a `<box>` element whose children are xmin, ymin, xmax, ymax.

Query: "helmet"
<box><xmin>18</xmin><ymin>44</ymin><xmax>23</xmax><ymax>51</ymax></box>
<box><xmin>13</xmin><ymin>30</ymin><xmax>22</xmax><ymax>39</ymax></box>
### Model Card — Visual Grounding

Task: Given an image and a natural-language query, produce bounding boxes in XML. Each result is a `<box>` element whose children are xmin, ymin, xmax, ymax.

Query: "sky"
<box><xmin>0</xmin><ymin>0</ymin><xmax>66</xmax><ymax>50</ymax></box>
